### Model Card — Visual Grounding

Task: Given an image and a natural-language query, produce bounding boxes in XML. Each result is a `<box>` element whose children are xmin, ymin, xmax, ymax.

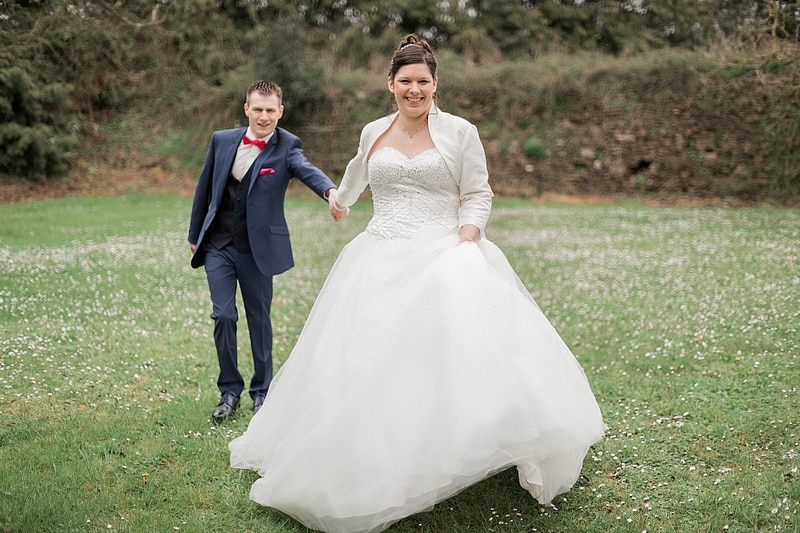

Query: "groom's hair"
<box><xmin>246</xmin><ymin>80</ymin><xmax>283</xmax><ymax>104</ymax></box>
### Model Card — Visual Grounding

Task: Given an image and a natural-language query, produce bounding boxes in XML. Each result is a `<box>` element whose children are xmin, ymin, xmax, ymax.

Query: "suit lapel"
<box><xmin>210</xmin><ymin>130</ymin><xmax>244</xmax><ymax>203</ymax></box>
<box><xmin>222</xmin><ymin>131</ymin><xmax>242</xmax><ymax>176</ymax></box>
<box><xmin>247</xmin><ymin>130</ymin><xmax>279</xmax><ymax>195</ymax></box>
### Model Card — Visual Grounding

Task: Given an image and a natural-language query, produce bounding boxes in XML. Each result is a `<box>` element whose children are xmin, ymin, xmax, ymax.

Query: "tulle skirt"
<box><xmin>229</xmin><ymin>228</ymin><xmax>605</xmax><ymax>533</ymax></box>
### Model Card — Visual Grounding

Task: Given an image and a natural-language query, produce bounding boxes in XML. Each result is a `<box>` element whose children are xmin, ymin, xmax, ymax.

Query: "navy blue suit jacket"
<box><xmin>188</xmin><ymin>126</ymin><xmax>336</xmax><ymax>276</ymax></box>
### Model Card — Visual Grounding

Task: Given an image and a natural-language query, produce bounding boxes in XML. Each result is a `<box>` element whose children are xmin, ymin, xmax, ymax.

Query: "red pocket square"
<box><xmin>259</xmin><ymin>167</ymin><xmax>276</xmax><ymax>175</ymax></box>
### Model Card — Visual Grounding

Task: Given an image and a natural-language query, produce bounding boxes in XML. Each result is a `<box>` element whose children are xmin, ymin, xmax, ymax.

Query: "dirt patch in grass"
<box><xmin>0</xmin><ymin>157</ymin><xmax>197</xmax><ymax>204</ymax></box>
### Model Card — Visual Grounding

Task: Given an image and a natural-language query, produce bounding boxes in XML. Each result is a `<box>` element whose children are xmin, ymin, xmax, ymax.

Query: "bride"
<box><xmin>228</xmin><ymin>34</ymin><xmax>605</xmax><ymax>533</ymax></box>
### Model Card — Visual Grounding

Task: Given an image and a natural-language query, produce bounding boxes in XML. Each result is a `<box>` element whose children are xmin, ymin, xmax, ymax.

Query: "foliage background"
<box><xmin>0</xmin><ymin>0</ymin><xmax>799</xmax><ymax>203</ymax></box>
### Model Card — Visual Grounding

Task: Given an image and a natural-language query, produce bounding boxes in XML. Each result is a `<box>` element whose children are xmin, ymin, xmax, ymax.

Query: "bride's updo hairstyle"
<box><xmin>388</xmin><ymin>34</ymin><xmax>437</xmax><ymax>81</ymax></box>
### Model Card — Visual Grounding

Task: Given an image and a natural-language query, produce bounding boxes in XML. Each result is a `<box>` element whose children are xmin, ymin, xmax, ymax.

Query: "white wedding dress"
<box><xmin>229</xmin><ymin>147</ymin><xmax>605</xmax><ymax>533</ymax></box>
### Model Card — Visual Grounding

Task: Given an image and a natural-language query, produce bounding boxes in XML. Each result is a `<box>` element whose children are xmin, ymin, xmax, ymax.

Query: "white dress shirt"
<box><xmin>232</xmin><ymin>129</ymin><xmax>273</xmax><ymax>181</ymax></box>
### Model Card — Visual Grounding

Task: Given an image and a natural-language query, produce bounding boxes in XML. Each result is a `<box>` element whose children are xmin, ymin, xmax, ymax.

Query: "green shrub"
<box><xmin>252</xmin><ymin>18</ymin><xmax>326</xmax><ymax>124</ymax></box>
<box><xmin>0</xmin><ymin>66</ymin><xmax>80</xmax><ymax>179</ymax></box>
<box><xmin>523</xmin><ymin>137</ymin><xmax>546</xmax><ymax>159</ymax></box>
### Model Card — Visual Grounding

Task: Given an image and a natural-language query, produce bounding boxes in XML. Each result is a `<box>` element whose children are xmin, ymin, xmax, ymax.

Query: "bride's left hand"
<box><xmin>458</xmin><ymin>224</ymin><xmax>480</xmax><ymax>243</ymax></box>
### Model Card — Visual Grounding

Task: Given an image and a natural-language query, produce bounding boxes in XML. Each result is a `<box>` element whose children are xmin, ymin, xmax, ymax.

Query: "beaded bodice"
<box><xmin>366</xmin><ymin>147</ymin><xmax>460</xmax><ymax>240</ymax></box>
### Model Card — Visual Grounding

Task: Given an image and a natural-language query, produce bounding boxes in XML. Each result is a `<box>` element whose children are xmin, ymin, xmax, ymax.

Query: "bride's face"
<box><xmin>388</xmin><ymin>63</ymin><xmax>437</xmax><ymax>119</ymax></box>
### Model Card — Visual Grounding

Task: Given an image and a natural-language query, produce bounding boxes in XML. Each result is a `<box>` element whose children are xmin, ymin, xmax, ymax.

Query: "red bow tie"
<box><xmin>243</xmin><ymin>135</ymin><xmax>266</xmax><ymax>150</ymax></box>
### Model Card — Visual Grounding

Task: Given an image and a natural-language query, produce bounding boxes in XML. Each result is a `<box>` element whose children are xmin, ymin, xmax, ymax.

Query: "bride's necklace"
<box><xmin>398</xmin><ymin>119</ymin><xmax>428</xmax><ymax>139</ymax></box>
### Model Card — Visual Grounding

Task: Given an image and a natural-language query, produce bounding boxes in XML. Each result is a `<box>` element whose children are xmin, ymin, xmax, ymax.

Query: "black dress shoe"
<box><xmin>252</xmin><ymin>393</ymin><xmax>266</xmax><ymax>414</ymax></box>
<box><xmin>212</xmin><ymin>393</ymin><xmax>239</xmax><ymax>422</ymax></box>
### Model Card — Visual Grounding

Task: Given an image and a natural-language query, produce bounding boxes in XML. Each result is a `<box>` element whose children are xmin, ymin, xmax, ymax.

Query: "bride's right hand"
<box><xmin>328</xmin><ymin>191</ymin><xmax>350</xmax><ymax>222</ymax></box>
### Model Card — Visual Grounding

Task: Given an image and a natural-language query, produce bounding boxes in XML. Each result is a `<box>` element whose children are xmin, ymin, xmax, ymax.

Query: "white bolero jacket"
<box><xmin>336</xmin><ymin>105</ymin><xmax>494</xmax><ymax>234</ymax></box>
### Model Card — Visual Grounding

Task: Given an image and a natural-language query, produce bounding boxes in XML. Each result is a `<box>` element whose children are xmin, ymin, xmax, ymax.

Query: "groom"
<box><xmin>188</xmin><ymin>80</ymin><xmax>338</xmax><ymax>421</ymax></box>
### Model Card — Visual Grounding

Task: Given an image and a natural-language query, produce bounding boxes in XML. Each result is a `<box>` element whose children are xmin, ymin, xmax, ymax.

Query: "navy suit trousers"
<box><xmin>204</xmin><ymin>243</ymin><xmax>273</xmax><ymax>399</ymax></box>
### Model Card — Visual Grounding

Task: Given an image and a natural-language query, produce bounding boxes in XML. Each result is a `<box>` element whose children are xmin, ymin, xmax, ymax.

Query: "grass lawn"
<box><xmin>0</xmin><ymin>194</ymin><xmax>798</xmax><ymax>532</ymax></box>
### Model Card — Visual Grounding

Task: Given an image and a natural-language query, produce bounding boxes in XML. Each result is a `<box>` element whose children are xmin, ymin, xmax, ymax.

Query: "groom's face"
<box><xmin>244</xmin><ymin>92</ymin><xmax>284</xmax><ymax>140</ymax></box>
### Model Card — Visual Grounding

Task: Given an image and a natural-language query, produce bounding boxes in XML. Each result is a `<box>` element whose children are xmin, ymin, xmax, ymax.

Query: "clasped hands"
<box><xmin>327</xmin><ymin>189</ymin><xmax>350</xmax><ymax>222</ymax></box>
